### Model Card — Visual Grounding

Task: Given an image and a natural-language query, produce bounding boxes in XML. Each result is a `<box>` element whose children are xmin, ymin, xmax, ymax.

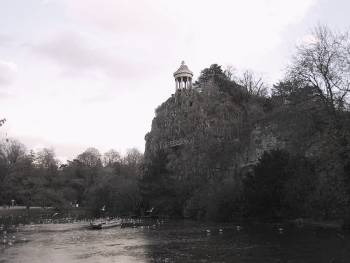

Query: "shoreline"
<box><xmin>0</xmin><ymin>207</ymin><xmax>346</xmax><ymax>232</ymax></box>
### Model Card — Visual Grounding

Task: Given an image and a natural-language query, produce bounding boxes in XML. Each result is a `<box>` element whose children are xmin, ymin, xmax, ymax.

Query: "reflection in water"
<box><xmin>1</xmin><ymin>221</ymin><xmax>350</xmax><ymax>262</ymax></box>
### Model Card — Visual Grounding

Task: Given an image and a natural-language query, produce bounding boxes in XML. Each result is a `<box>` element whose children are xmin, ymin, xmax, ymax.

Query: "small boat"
<box><xmin>89</xmin><ymin>220</ymin><xmax>121</xmax><ymax>230</ymax></box>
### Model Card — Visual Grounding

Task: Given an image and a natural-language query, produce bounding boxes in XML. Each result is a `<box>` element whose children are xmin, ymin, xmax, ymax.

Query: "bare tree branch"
<box><xmin>288</xmin><ymin>25</ymin><xmax>350</xmax><ymax>112</ymax></box>
<box><xmin>236</xmin><ymin>70</ymin><xmax>268</xmax><ymax>97</ymax></box>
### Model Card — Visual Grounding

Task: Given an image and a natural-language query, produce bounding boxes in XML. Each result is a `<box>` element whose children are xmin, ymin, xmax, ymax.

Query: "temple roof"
<box><xmin>174</xmin><ymin>61</ymin><xmax>193</xmax><ymax>77</ymax></box>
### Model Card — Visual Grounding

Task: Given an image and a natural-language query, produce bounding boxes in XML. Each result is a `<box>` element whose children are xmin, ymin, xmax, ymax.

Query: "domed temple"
<box><xmin>174</xmin><ymin>61</ymin><xmax>193</xmax><ymax>91</ymax></box>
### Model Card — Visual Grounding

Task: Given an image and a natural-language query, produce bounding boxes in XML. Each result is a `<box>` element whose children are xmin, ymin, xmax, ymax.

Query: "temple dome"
<box><xmin>174</xmin><ymin>61</ymin><xmax>193</xmax><ymax>91</ymax></box>
<box><xmin>173</xmin><ymin>61</ymin><xmax>193</xmax><ymax>77</ymax></box>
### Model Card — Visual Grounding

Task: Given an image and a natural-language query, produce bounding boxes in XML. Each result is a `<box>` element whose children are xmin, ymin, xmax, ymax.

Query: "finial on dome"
<box><xmin>181</xmin><ymin>60</ymin><xmax>185</xmax><ymax>65</ymax></box>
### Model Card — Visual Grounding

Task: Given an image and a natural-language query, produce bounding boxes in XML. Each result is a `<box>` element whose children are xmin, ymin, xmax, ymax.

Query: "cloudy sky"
<box><xmin>0</xmin><ymin>0</ymin><xmax>349</xmax><ymax>161</ymax></box>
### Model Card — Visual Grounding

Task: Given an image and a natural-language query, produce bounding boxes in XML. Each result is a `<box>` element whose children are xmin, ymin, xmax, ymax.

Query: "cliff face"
<box><xmin>144</xmin><ymin>81</ymin><xmax>284</xmax><ymax>177</ymax></box>
<box><xmin>244</xmin><ymin>124</ymin><xmax>285</xmax><ymax>165</ymax></box>
<box><xmin>144</xmin><ymin>74</ymin><xmax>348</xmax><ymax>174</ymax></box>
<box><xmin>141</xmin><ymin>72</ymin><xmax>350</xmax><ymax>220</ymax></box>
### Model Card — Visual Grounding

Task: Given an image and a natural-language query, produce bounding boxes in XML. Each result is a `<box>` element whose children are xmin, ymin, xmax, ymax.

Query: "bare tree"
<box><xmin>123</xmin><ymin>148</ymin><xmax>143</xmax><ymax>167</ymax></box>
<box><xmin>237</xmin><ymin>70</ymin><xmax>268</xmax><ymax>97</ymax></box>
<box><xmin>288</xmin><ymin>25</ymin><xmax>350</xmax><ymax>113</ymax></box>
<box><xmin>77</xmin><ymin>147</ymin><xmax>102</xmax><ymax>168</ymax></box>
<box><xmin>103</xmin><ymin>149</ymin><xmax>121</xmax><ymax>167</ymax></box>
<box><xmin>35</xmin><ymin>148</ymin><xmax>58</xmax><ymax>169</ymax></box>
<box><xmin>0</xmin><ymin>139</ymin><xmax>26</xmax><ymax>167</ymax></box>
<box><xmin>223</xmin><ymin>65</ymin><xmax>236</xmax><ymax>81</ymax></box>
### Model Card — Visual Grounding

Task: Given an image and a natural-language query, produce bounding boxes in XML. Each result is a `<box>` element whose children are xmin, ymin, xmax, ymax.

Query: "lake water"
<box><xmin>1</xmin><ymin>221</ymin><xmax>349</xmax><ymax>263</ymax></box>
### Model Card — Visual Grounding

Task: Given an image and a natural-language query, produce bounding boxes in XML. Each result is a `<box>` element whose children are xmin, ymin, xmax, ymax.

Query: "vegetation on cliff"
<box><xmin>140</xmin><ymin>26</ymin><xmax>350</xmax><ymax>222</ymax></box>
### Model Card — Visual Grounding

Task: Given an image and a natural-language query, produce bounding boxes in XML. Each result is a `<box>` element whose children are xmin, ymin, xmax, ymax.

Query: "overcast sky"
<box><xmin>0</xmin><ymin>0</ymin><xmax>349</xmax><ymax>161</ymax></box>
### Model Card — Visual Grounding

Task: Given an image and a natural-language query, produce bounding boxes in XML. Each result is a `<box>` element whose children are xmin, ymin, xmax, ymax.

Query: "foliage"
<box><xmin>0</xmin><ymin>140</ymin><xmax>143</xmax><ymax>217</ymax></box>
<box><xmin>140</xmin><ymin>149</ymin><xmax>183</xmax><ymax>216</ymax></box>
<box><xmin>243</xmin><ymin>150</ymin><xmax>317</xmax><ymax>220</ymax></box>
<box><xmin>198</xmin><ymin>64</ymin><xmax>228</xmax><ymax>84</ymax></box>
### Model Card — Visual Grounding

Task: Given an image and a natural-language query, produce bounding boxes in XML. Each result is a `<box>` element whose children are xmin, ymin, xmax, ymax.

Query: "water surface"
<box><xmin>1</xmin><ymin>221</ymin><xmax>349</xmax><ymax>262</ymax></box>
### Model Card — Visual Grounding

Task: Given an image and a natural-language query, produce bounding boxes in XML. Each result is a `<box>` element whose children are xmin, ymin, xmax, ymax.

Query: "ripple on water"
<box><xmin>1</xmin><ymin>222</ymin><xmax>350</xmax><ymax>263</ymax></box>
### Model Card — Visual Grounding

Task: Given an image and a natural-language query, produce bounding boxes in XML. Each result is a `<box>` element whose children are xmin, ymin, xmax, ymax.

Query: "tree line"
<box><xmin>0</xmin><ymin>140</ymin><xmax>143</xmax><ymax>217</ymax></box>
